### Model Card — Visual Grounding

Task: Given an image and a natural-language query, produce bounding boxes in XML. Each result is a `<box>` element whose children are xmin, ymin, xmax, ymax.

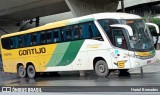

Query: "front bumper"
<box><xmin>130</xmin><ymin>55</ymin><xmax>157</xmax><ymax>68</ymax></box>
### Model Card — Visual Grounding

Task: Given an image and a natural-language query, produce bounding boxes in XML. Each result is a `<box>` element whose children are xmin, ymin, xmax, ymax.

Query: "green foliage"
<box><xmin>143</xmin><ymin>17</ymin><xmax>160</xmax><ymax>26</ymax></box>
<box><xmin>150</xmin><ymin>18</ymin><xmax>160</xmax><ymax>26</ymax></box>
<box><xmin>143</xmin><ymin>17</ymin><xmax>160</xmax><ymax>36</ymax></box>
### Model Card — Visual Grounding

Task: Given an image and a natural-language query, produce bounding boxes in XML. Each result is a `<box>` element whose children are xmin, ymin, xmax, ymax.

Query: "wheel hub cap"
<box><xmin>99</xmin><ymin>64</ymin><xmax>105</xmax><ymax>73</ymax></box>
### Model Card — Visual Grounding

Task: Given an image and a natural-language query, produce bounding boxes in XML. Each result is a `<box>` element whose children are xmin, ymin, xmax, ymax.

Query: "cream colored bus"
<box><xmin>0</xmin><ymin>12</ymin><xmax>158</xmax><ymax>78</ymax></box>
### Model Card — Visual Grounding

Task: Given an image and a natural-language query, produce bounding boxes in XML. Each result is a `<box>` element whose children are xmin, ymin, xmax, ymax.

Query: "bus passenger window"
<box><xmin>18</xmin><ymin>36</ymin><xmax>23</xmax><ymax>48</ymax></box>
<box><xmin>10</xmin><ymin>37</ymin><xmax>18</xmax><ymax>49</ymax></box>
<box><xmin>90</xmin><ymin>22</ymin><xmax>103</xmax><ymax>41</ymax></box>
<box><xmin>53</xmin><ymin>30</ymin><xmax>60</xmax><ymax>43</ymax></box>
<box><xmin>2</xmin><ymin>38</ymin><xmax>10</xmax><ymax>49</ymax></box>
<box><xmin>14</xmin><ymin>37</ymin><xmax>19</xmax><ymax>48</ymax></box>
<box><xmin>31</xmin><ymin>33</ymin><xmax>37</xmax><ymax>45</ymax></box>
<box><xmin>81</xmin><ymin>23</ymin><xmax>91</xmax><ymax>39</ymax></box>
<box><xmin>98</xmin><ymin>19</ymin><xmax>118</xmax><ymax>44</ymax></box>
<box><xmin>40</xmin><ymin>31</ymin><xmax>46</xmax><ymax>44</ymax></box>
<box><xmin>73</xmin><ymin>25</ymin><xmax>81</xmax><ymax>40</ymax></box>
<box><xmin>66</xmin><ymin>26</ymin><xmax>73</xmax><ymax>41</ymax></box>
<box><xmin>10</xmin><ymin>38</ymin><xmax>14</xmax><ymax>49</ymax></box>
<box><xmin>46</xmin><ymin>30</ymin><xmax>53</xmax><ymax>43</ymax></box>
<box><xmin>1</xmin><ymin>37</ymin><xmax>17</xmax><ymax>49</ymax></box>
<box><xmin>24</xmin><ymin>35</ymin><xmax>30</xmax><ymax>47</ymax></box>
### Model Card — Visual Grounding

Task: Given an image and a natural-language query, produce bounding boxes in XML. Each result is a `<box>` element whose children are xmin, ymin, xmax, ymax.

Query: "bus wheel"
<box><xmin>27</xmin><ymin>65</ymin><xmax>36</xmax><ymax>78</ymax></box>
<box><xmin>95</xmin><ymin>60</ymin><xmax>110</xmax><ymax>77</ymax></box>
<box><xmin>18</xmin><ymin>65</ymin><xmax>26</xmax><ymax>78</ymax></box>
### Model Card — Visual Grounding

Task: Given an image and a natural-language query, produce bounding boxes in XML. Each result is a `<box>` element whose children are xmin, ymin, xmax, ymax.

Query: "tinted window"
<box><xmin>2</xmin><ymin>38</ymin><xmax>14</xmax><ymax>49</ymax></box>
<box><xmin>31</xmin><ymin>33</ymin><xmax>37</xmax><ymax>45</ymax></box>
<box><xmin>79</xmin><ymin>22</ymin><xmax>102</xmax><ymax>41</ymax></box>
<box><xmin>98</xmin><ymin>19</ymin><xmax>119</xmax><ymax>44</ymax></box>
<box><xmin>46</xmin><ymin>30</ymin><xmax>53</xmax><ymax>43</ymax></box>
<box><xmin>1</xmin><ymin>22</ymin><xmax>102</xmax><ymax>49</ymax></box>
<box><xmin>53</xmin><ymin>29</ymin><xmax>60</xmax><ymax>43</ymax></box>
<box><xmin>73</xmin><ymin>25</ymin><xmax>81</xmax><ymax>40</ymax></box>
<box><xmin>18</xmin><ymin>36</ymin><xmax>24</xmax><ymax>48</ymax></box>
<box><xmin>24</xmin><ymin>35</ymin><xmax>30</xmax><ymax>47</ymax></box>
<box><xmin>40</xmin><ymin>31</ymin><xmax>46</xmax><ymax>44</ymax></box>
<box><xmin>65</xmin><ymin>26</ymin><xmax>73</xmax><ymax>41</ymax></box>
<box><xmin>89</xmin><ymin>22</ymin><xmax>103</xmax><ymax>41</ymax></box>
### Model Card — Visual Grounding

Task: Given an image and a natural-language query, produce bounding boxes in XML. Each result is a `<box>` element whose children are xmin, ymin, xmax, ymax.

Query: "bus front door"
<box><xmin>110</xmin><ymin>28</ymin><xmax>130</xmax><ymax>69</ymax></box>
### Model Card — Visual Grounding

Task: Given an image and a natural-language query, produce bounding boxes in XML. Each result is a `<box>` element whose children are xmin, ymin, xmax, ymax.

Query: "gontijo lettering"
<box><xmin>19</xmin><ymin>47</ymin><xmax>46</xmax><ymax>56</ymax></box>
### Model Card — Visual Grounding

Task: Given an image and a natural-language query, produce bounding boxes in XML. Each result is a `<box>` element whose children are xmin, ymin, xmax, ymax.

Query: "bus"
<box><xmin>146</xmin><ymin>23</ymin><xmax>160</xmax><ymax>60</ymax></box>
<box><xmin>0</xmin><ymin>12</ymin><xmax>158</xmax><ymax>78</ymax></box>
<box><xmin>146</xmin><ymin>23</ymin><xmax>159</xmax><ymax>49</ymax></box>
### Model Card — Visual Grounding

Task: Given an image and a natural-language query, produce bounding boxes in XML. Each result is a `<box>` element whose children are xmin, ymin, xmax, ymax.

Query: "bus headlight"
<box><xmin>130</xmin><ymin>54</ymin><xmax>141</xmax><ymax>58</ymax></box>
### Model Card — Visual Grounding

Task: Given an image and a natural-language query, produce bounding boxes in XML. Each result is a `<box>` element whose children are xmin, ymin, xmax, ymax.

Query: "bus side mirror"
<box><xmin>145</xmin><ymin>23</ymin><xmax>159</xmax><ymax>34</ymax></box>
<box><xmin>110</xmin><ymin>24</ymin><xmax>133</xmax><ymax>36</ymax></box>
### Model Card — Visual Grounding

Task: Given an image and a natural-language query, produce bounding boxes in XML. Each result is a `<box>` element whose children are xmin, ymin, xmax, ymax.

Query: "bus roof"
<box><xmin>1</xmin><ymin>12</ymin><xmax>141</xmax><ymax>38</ymax></box>
<box><xmin>93</xmin><ymin>12</ymin><xmax>141</xmax><ymax>20</ymax></box>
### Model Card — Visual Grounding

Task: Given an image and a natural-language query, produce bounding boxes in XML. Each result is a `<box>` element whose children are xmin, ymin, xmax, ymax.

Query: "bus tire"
<box><xmin>18</xmin><ymin>65</ymin><xmax>26</xmax><ymax>78</ymax></box>
<box><xmin>95</xmin><ymin>60</ymin><xmax>110</xmax><ymax>77</ymax></box>
<box><xmin>27</xmin><ymin>65</ymin><xmax>36</xmax><ymax>78</ymax></box>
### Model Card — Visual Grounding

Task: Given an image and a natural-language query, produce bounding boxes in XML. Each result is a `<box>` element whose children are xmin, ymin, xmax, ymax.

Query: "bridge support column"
<box><xmin>65</xmin><ymin>0</ymin><xmax>119</xmax><ymax>17</ymax></box>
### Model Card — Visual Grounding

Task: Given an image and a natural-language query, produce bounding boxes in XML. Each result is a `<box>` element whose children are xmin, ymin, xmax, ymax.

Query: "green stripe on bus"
<box><xmin>46</xmin><ymin>42</ymin><xmax>70</xmax><ymax>67</ymax></box>
<box><xmin>79</xmin><ymin>18</ymin><xmax>94</xmax><ymax>23</ymax></box>
<box><xmin>66</xmin><ymin>18</ymin><xmax>94</xmax><ymax>26</ymax></box>
<box><xmin>57</xmin><ymin>40</ymin><xmax>84</xmax><ymax>66</ymax></box>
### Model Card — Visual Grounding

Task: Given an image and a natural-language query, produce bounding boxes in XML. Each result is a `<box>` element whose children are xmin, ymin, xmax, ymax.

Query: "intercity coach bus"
<box><xmin>0</xmin><ymin>13</ymin><xmax>159</xmax><ymax>78</ymax></box>
<box><xmin>146</xmin><ymin>23</ymin><xmax>160</xmax><ymax>60</ymax></box>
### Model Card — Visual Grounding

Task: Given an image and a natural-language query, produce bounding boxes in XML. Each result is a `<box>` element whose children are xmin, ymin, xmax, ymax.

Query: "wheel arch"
<box><xmin>26</xmin><ymin>62</ymin><xmax>36</xmax><ymax>71</ymax></box>
<box><xmin>93</xmin><ymin>57</ymin><xmax>106</xmax><ymax>70</ymax></box>
<box><xmin>17</xmin><ymin>63</ymin><xmax>24</xmax><ymax>72</ymax></box>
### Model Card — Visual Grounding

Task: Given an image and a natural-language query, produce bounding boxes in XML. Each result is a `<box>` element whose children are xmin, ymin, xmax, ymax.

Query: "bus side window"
<box><xmin>98</xmin><ymin>19</ymin><xmax>114</xmax><ymax>44</ymax></box>
<box><xmin>2</xmin><ymin>38</ymin><xmax>10</xmax><ymax>49</ymax></box>
<box><xmin>10</xmin><ymin>37</ymin><xmax>17</xmax><ymax>49</ymax></box>
<box><xmin>53</xmin><ymin>29</ymin><xmax>60</xmax><ymax>43</ymax></box>
<box><xmin>31</xmin><ymin>33</ymin><xmax>37</xmax><ymax>45</ymax></box>
<box><xmin>10</xmin><ymin>38</ymin><xmax>14</xmax><ymax>49</ymax></box>
<box><xmin>1</xmin><ymin>37</ymin><xmax>16</xmax><ymax>49</ymax></box>
<box><xmin>14</xmin><ymin>36</ymin><xmax>19</xmax><ymax>48</ymax></box>
<box><xmin>90</xmin><ymin>22</ymin><xmax>103</xmax><ymax>41</ymax></box>
<box><xmin>81</xmin><ymin>23</ymin><xmax>91</xmax><ymax>39</ymax></box>
<box><xmin>46</xmin><ymin>30</ymin><xmax>53</xmax><ymax>43</ymax></box>
<box><xmin>61</xmin><ymin>29</ymin><xmax>65</xmax><ymax>42</ymax></box>
<box><xmin>18</xmin><ymin>36</ymin><xmax>24</xmax><ymax>48</ymax></box>
<box><xmin>73</xmin><ymin>25</ymin><xmax>81</xmax><ymax>40</ymax></box>
<box><xmin>65</xmin><ymin>26</ymin><xmax>73</xmax><ymax>41</ymax></box>
<box><xmin>40</xmin><ymin>31</ymin><xmax>46</xmax><ymax>44</ymax></box>
<box><xmin>24</xmin><ymin>35</ymin><xmax>30</xmax><ymax>47</ymax></box>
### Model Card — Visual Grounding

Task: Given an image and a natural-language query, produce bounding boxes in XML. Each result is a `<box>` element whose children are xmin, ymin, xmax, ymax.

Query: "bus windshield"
<box><xmin>120</xmin><ymin>19</ymin><xmax>154</xmax><ymax>51</ymax></box>
<box><xmin>98</xmin><ymin>19</ymin><xmax>154</xmax><ymax>52</ymax></box>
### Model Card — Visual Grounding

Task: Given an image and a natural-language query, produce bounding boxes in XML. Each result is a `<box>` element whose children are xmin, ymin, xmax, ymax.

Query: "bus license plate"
<box><xmin>147</xmin><ymin>60</ymin><xmax>151</xmax><ymax>64</ymax></box>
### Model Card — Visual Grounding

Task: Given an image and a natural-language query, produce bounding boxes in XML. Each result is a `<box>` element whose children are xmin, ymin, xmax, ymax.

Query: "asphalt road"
<box><xmin>0</xmin><ymin>63</ymin><xmax>160</xmax><ymax>94</ymax></box>
<box><xmin>1</xmin><ymin>71</ymin><xmax>160</xmax><ymax>86</ymax></box>
<box><xmin>0</xmin><ymin>62</ymin><xmax>160</xmax><ymax>86</ymax></box>
<box><xmin>1</xmin><ymin>71</ymin><xmax>160</xmax><ymax>94</ymax></box>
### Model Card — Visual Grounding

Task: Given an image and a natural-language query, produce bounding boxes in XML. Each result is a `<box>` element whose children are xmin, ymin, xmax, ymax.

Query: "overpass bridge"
<box><xmin>0</xmin><ymin>0</ymin><xmax>160</xmax><ymax>35</ymax></box>
<box><xmin>118</xmin><ymin>0</ymin><xmax>160</xmax><ymax>16</ymax></box>
<box><xmin>0</xmin><ymin>0</ymin><xmax>119</xmax><ymax>26</ymax></box>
